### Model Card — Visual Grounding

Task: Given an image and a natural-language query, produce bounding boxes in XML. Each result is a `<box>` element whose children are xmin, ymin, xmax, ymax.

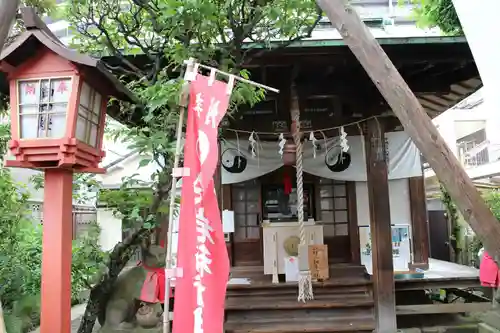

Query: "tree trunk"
<box><xmin>0</xmin><ymin>0</ymin><xmax>19</xmax><ymax>53</ymax></box>
<box><xmin>77</xmin><ymin>227</ymin><xmax>153</xmax><ymax>333</ymax></box>
<box><xmin>77</xmin><ymin>290</ymin><xmax>102</xmax><ymax>333</ymax></box>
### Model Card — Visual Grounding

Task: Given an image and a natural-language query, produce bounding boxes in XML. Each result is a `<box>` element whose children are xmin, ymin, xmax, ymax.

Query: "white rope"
<box><xmin>291</xmin><ymin>93</ymin><xmax>314</xmax><ymax>302</ymax></box>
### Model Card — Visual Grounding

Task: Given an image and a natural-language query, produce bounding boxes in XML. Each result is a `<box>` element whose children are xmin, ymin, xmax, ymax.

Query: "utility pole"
<box><xmin>0</xmin><ymin>0</ymin><xmax>20</xmax><ymax>54</ymax></box>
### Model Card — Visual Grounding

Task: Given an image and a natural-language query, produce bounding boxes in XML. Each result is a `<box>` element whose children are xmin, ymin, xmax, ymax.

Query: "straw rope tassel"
<box><xmin>291</xmin><ymin>91</ymin><xmax>314</xmax><ymax>302</ymax></box>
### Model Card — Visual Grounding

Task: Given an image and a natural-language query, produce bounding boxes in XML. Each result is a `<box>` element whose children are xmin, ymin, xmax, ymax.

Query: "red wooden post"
<box><xmin>40</xmin><ymin>169</ymin><xmax>74</xmax><ymax>333</ymax></box>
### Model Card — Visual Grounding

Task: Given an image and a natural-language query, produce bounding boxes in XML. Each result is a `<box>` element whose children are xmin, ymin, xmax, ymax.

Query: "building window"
<box><xmin>457</xmin><ymin>128</ymin><xmax>489</xmax><ymax>167</ymax></box>
<box><xmin>231</xmin><ymin>180</ymin><xmax>260</xmax><ymax>241</ymax></box>
<box><xmin>262</xmin><ymin>184</ymin><xmax>314</xmax><ymax>222</ymax></box>
<box><xmin>318</xmin><ymin>178</ymin><xmax>348</xmax><ymax>236</ymax></box>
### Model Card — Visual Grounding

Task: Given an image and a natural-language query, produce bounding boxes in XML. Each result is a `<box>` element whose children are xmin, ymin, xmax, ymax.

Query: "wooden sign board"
<box><xmin>302</xmin><ymin>96</ymin><xmax>338</xmax><ymax>114</ymax></box>
<box><xmin>300</xmin><ymin>119</ymin><xmax>312</xmax><ymax>129</ymax></box>
<box><xmin>271</xmin><ymin>120</ymin><xmax>312</xmax><ymax>132</ymax></box>
<box><xmin>308</xmin><ymin>244</ymin><xmax>329</xmax><ymax>281</ymax></box>
<box><xmin>242</xmin><ymin>98</ymin><xmax>278</xmax><ymax>116</ymax></box>
<box><xmin>272</xmin><ymin>120</ymin><xmax>288</xmax><ymax>132</ymax></box>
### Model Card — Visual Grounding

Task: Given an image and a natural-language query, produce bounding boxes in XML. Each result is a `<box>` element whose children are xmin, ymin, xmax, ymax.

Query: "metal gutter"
<box><xmin>243</xmin><ymin>35</ymin><xmax>467</xmax><ymax>49</ymax></box>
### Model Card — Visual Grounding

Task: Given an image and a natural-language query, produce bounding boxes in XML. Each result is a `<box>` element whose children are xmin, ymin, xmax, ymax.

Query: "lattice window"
<box><xmin>318</xmin><ymin>178</ymin><xmax>349</xmax><ymax>236</ymax></box>
<box><xmin>30</xmin><ymin>203</ymin><xmax>43</xmax><ymax>225</ymax></box>
<box><xmin>231</xmin><ymin>180</ymin><xmax>260</xmax><ymax>241</ymax></box>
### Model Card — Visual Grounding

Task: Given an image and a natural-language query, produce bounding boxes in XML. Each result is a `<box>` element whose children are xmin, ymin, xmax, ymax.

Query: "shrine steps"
<box><xmin>225</xmin><ymin>264</ymin><xmax>375</xmax><ymax>333</ymax></box>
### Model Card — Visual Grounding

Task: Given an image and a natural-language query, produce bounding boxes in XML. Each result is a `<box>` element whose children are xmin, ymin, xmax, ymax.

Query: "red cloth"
<box><xmin>283</xmin><ymin>170</ymin><xmax>292</xmax><ymax>195</ymax></box>
<box><xmin>480</xmin><ymin>251</ymin><xmax>500</xmax><ymax>287</ymax></box>
<box><xmin>138</xmin><ymin>262</ymin><xmax>172</xmax><ymax>303</ymax></box>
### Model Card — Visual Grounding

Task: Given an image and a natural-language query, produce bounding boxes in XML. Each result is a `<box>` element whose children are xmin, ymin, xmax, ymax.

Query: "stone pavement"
<box><xmin>30</xmin><ymin>303</ymin><xmax>101</xmax><ymax>333</ymax></box>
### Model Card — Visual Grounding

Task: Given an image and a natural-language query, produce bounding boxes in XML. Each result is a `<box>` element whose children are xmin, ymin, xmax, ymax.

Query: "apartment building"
<box><xmin>425</xmin><ymin>88</ymin><xmax>500</xmax><ymax>190</ymax></box>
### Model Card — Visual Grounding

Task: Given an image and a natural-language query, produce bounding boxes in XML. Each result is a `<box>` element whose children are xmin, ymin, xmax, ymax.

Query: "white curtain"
<box><xmin>221</xmin><ymin>139</ymin><xmax>283</xmax><ymax>184</ymax></box>
<box><xmin>303</xmin><ymin>131</ymin><xmax>422</xmax><ymax>181</ymax></box>
<box><xmin>220</xmin><ymin>131</ymin><xmax>422</xmax><ymax>184</ymax></box>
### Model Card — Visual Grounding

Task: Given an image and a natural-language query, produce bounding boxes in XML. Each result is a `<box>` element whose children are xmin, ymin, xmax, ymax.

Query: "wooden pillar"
<box><xmin>347</xmin><ymin>182</ymin><xmax>361</xmax><ymax>265</ymax></box>
<box><xmin>40</xmin><ymin>169</ymin><xmax>73</xmax><ymax>333</ymax></box>
<box><xmin>223</xmin><ymin>184</ymin><xmax>233</xmax><ymax>266</ymax></box>
<box><xmin>317</xmin><ymin>0</ymin><xmax>500</xmax><ymax>260</ymax></box>
<box><xmin>216</xmin><ymin>140</ymin><xmax>234</xmax><ymax>265</ymax></box>
<box><xmin>215</xmin><ymin>140</ymin><xmax>223</xmax><ymax>211</ymax></box>
<box><xmin>364</xmin><ymin>118</ymin><xmax>397</xmax><ymax>333</ymax></box>
<box><xmin>409</xmin><ymin>176</ymin><xmax>430</xmax><ymax>270</ymax></box>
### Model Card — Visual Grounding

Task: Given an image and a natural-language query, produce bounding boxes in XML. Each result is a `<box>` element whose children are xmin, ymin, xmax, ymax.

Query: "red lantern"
<box><xmin>283</xmin><ymin>141</ymin><xmax>296</xmax><ymax>165</ymax></box>
<box><xmin>0</xmin><ymin>9</ymin><xmax>135</xmax><ymax>172</ymax></box>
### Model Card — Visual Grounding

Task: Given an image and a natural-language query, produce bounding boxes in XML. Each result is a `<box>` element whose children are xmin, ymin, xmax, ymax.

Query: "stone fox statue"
<box><xmin>98</xmin><ymin>242</ymin><xmax>173</xmax><ymax>333</ymax></box>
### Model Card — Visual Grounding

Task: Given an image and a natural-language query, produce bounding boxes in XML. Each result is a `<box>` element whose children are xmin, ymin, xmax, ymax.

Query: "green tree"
<box><xmin>483</xmin><ymin>190</ymin><xmax>500</xmax><ymax>221</ymax></box>
<box><xmin>63</xmin><ymin>0</ymin><xmax>323</xmax><ymax>331</ymax></box>
<box><xmin>408</xmin><ymin>0</ymin><xmax>462</xmax><ymax>35</ymax></box>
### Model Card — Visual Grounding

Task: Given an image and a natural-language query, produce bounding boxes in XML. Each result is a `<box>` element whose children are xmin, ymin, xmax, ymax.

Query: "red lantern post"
<box><xmin>0</xmin><ymin>8</ymin><xmax>136</xmax><ymax>333</ymax></box>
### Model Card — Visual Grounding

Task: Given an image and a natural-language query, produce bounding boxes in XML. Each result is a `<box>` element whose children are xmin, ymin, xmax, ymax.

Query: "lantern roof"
<box><xmin>0</xmin><ymin>7</ymin><xmax>137</xmax><ymax>104</ymax></box>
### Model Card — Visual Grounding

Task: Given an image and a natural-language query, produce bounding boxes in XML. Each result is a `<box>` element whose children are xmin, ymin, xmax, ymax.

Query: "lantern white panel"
<box><xmin>19</xmin><ymin>114</ymin><xmax>38</xmax><ymax>138</ymax></box>
<box><xmin>50</xmin><ymin>78</ymin><xmax>71</xmax><ymax>103</ymax></box>
<box><xmin>76</xmin><ymin>115</ymin><xmax>87</xmax><ymax>142</ymax></box>
<box><xmin>78</xmin><ymin>105</ymin><xmax>91</xmax><ymax>118</ymax></box>
<box><xmin>49</xmin><ymin>103</ymin><xmax>68</xmax><ymax>138</ymax></box>
<box><xmin>40</xmin><ymin>80</ymin><xmax>51</xmax><ymax>103</ymax></box>
<box><xmin>18</xmin><ymin>78</ymin><xmax>70</xmax><ymax>139</ymax></box>
<box><xmin>80</xmin><ymin>82</ymin><xmax>92</xmax><ymax>108</ymax></box>
<box><xmin>93</xmin><ymin>92</ymin><xmax>102</xmax><ymax>115</ymax></box>
<box><xmin>19</xmin><ymin>104</ymin><xmax>38</xmax><ymax>115</ymax></box>
<box><xmin>76</xmin><ymin>81</ymin><xmax>102</xmax><ymax>147</ymax></box>
<box><xmin>18</xmin><ymin>81</ymin><xmax>39</xmax><ymax>105</ymax></box>
<box><xmin>89</xmin><ymin>123</ymin><xmax>98</xmax><ymax>147</ymax></box>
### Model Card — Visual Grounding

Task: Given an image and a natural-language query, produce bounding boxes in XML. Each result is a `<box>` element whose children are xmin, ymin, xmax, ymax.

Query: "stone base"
<box><xmin>408</xmin><ymin>262</ymin><xmax>430</xmax><ymax>271</ymax></box>
<box><xmin>479</xmin><ymin>323</ymin><xmax>500</xmax><ymax>333</ymax></box>
<box><xmin>482</xmin><ymin>311</ymin><xmax>500</xmax><ymax>329</ymax></box>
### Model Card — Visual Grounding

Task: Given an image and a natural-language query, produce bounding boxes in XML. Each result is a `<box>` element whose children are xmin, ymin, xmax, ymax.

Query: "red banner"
<box><xmin>173</xmin><ymin>74</ymin><xmax>230</xmax><ymax>333</ymax></box>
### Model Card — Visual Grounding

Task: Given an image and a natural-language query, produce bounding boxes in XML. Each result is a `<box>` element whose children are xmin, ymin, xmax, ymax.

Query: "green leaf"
<box><xmin>139</xmin><ymin>158</ymin><xmax>152</xmax><ymax>168</ymax></box>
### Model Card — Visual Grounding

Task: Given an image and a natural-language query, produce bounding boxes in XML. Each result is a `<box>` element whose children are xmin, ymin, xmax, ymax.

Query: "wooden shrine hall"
<box><xmin>213</xmin><ymin>38</ymin><xmax>491</xmax><ymax>333</ymax></box>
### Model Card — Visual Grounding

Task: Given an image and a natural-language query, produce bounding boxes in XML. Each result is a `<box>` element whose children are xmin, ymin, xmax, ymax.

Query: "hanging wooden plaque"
<box><xmin>272</xmin><ymin>120</ymin><xmax>288</xmax><ymax>132</ymax></box>
<box><xmin>242</xmin><ymin>98</ymin><xmax>278</xmax><ymax>115</ymax></box>
<box><xmin>308</xmin><ymin>244</ymin><xmax>329</xmax><ymax>281</ymax></box>
<box><xmin>302</xmin><ymin>96</ymin><xmax>338</xmax><ymax>114</ymax></box>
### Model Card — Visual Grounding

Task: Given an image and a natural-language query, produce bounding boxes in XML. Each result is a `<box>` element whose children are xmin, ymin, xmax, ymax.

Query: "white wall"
<box><xmin>427</xmin><ymin>198</ymin><xmax>445</xmax><ymax>211</ymax></box>
<box><xmin>356</xmin><ymin>179</ymin><xmax>413</xmax><ymax>272</ymax></box>
<box><xmin>97</xmin><ymin>154</ymin><xmax>161</xmax><ymax>188</ymax></box>
<box><xmin>356</xmin><ymin>178</ymin><xmax>412</xmax><ymax>227</ymax></box>
<box><xmin>96</xmin><ymin>208</ymin><xmax>123</xmax><ymax>251</ymax></box>
<box><xmin>454</xmin><ymin>120</ymin><xmax>486</xmax><ymax>141</ymax></box>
